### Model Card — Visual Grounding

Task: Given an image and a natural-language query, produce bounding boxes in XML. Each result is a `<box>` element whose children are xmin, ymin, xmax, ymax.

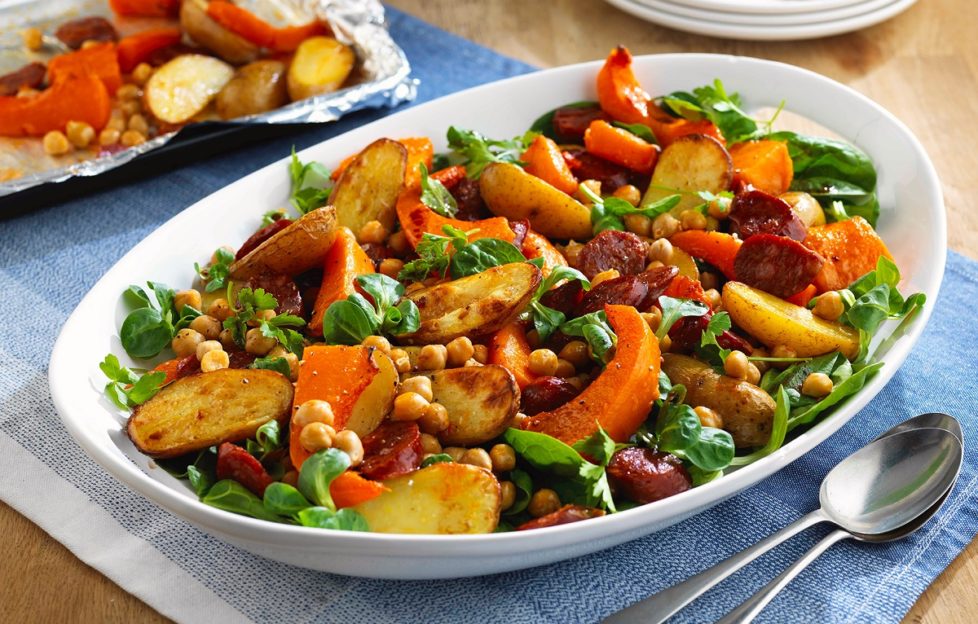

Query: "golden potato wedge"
<box><xmin>669</xmin><ymin>246</ymin><xmax>699</xmax><ymax>281</ymax></box>
<box><xmin>641</xmin><ymin>134</ymin><xmax>732</xmax><ymax>214</ymax></box>
<box><xmin>407</xmin><ymin>365</ymin><xmax>519</xmax><ymax>446</ymax></box>
<box><xmin>179</xmin><ymin>0</ymin><xmax>258</xmax><ymax>65</ymax></box>
<box><xmin>780</xmin><ymin>191</ymin><xmax>826</xmax><ymax>227</ymax></box>
<box><xmin>287</xmin><ymin>36</ymin><xmax>355</xmax><ymax>102</ymax></box>
<box><xmin>230</xmin><ymin>206</ymin><xmax>337</xmax><ymax>279</ymax></box>
<box><xmin>479</xmin><ymin>162</ymin><xmax>592</xmax><ymax>240</ymax></box>
<box><xmin>128</xmin><ymin>369</ymin><xmax>293</xmax><ymax>458</ymax></box>
<box><xmin>215</xmin><ymin>60</ymin><xmax>288</xmax><ymax>120</ymax></box>
<box><xmin>661</xmin><ymin>354</ymin><xmax>774</xmax><ymax>448</ymax></box>
<box><xmin>331</xmin><ymin>138</ymin><xmax>407</xmax><ymax>233</ymax></box>
<box><xmin>722</xmin><ymin>281</ymin><xmax>859</xmax><ymax>359</ymax></box>
<box><xmin>352</xmin><ymin>463</ymin><xmax>500</xmax><ymax>534</ymax></box>
<box><xmin>400</xmin><ymin>262</ymin><xmax>542</xmax><ymax>344</ymax></box>
<box><xmin>144</xmin><ymin>54</ymin><xmax>235</xmax><ymax>124</ymax></box>
<box><xmin>345</xmin><ymin>349</ymin><xmax>399</xmax><ymax>436</ymax></box>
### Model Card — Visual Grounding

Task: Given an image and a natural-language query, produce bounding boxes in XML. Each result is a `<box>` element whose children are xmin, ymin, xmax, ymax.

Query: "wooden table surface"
<box><xmin>2</xmin><ymin>0</ymin><xmax>976</xmax><ymax>621</ymax></box>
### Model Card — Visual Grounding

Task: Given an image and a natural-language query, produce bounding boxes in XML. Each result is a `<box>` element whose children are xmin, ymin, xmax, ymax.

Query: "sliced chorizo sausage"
<box><xmin>235</xmin><ymin>218</ymin><xmax>293</xmax><ymax>260</ymax></box>
<box><xmin>733</xmin><ymin>233</ymin><xmax>825</xmax><ymax>298</ymax></box>
<box><xmin>728</xmin><ymin>189</ymin><xmax>807</xmax><ymax>242</ymax></box>
<box><xmin>516</xmin><ymin>505</ymin><xmax>605</xmax><ymax>530</ymax></box>
<box><xmin>450</xmin><ymin>177</ymin><xmax>491</xmax><ymax>221</ymax></box>
<box><xmin>576</xmin><ymin>230</ymin><xmax>647</xmax><ymax>279</ymax></box>
<box><xmin>248</xmin><ymin>273</ymin><xmax>302</xmax><ymax>317</ymax></box>
<box><xmin>575</xmin><ymin>274</ymin><xmax>648</xmax><ymax>316</ymax></box>
<box><xmin>0</xmin><ymin>62</ymin><xmax>46</xmax><ymax>96</ymax></box>
<box><xmin>520</xmin><ymin>376</ymin><xmax>582</xmax><ymax>415</ymax></box>
<box><xmin>635</xmin><ymin>265</ymin><xmax>679</xmax><ymax>310</ymax></box>
<box><xmin>55</xmin><ymin>16</ymin><xmax>118</xmax><ymax>49</ymax></box>
<box><xmin>359</xmin><ymin>422</ymin><xmax>423</xmax><ymax>481</ymax></box>
<box><xmin>552</xmin><ymin>104</ymin><xmax>609</xmax><ymax>141</ymax></box>
<box><xmin>667</xmin><ymin>313</ymin><xmax>753</xmax><ymax>355</ymax></box>
<box><xmin>607</xmin><ymin>447</ymin><xmax>692</xmax><ymax>504</ymax></box>
<box><xmin>216</xmin><ymin>442</ymin><xmax>274</xmax><ymax>496</ymax></box>
<box><xmin>540</xmin><ymin>280</ymin><xmax>584</xmax><ymax>315</ymax></box>
<box><xmin>563</xmin><ymin>149</ymin><xmax>635</xmax><ymax>193</ymax></box>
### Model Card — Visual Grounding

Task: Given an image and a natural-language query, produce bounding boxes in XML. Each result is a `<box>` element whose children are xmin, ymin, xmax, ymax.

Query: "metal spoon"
<box><xmin>717</xmin><ymin>427</ymin><xmax>963</xmax><ymax>623</ymax></box>
<box><xmin>604</xmin><ymin>424</ymin><xmax>963</xmax><ymax>624</ymax></box>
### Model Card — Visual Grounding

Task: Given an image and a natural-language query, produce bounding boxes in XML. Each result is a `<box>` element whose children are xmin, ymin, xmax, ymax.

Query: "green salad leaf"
<box><xmin>99</xmin><ymin>354</ymin><xmax>166</xmax><ymax>409</ymax></box>
<box><xmin>418</xmin><ymin>162</ymin><xmax>458</xmax><ymax>217</ymax></box>
<box><xmin>652</xmin><ymin>392</ymin><xmax>735</xmax><ymax>472</ymax></box>
<box><xmin>612</xmin><ymin>121</ymin><xmax>658</xmax><ymax>144</ymax></box>
<box><xmin>446</xmin><ymin>126</ymin><xmax>537</xmax><ymax>179</ymax></box>
<box><xmin>524</xmin><ymin>265</ymin><xmax>591</xmax><ymax>342</ymax></box>
<box><xmin>661</xmin><ymin>79</ymin><xmax>783</xmax><ymax>144</ymax></box>
<box><xmin>118</xmin><ymin>281</ymin><xmax>198</xmax><ymax>359</ymax></box>
<box><xmin>322</xmin><ymin>274</ymin><xmax>421</xmax><ymax>345</ymax></box>
<box><xmin>202</xmin><ymin>480</ymin><xmax>283</xmax><ymax>523</ymax></box>
<box><xmin>560</xmin><ymin>310</ymin><xmax>617</xmax><ymax>365</ymax></box>
<box><xmin>580</xmin><ymin>182</ymin><xmax>681</xmax><ymax>235</ymax></box>
<box><xmin>656</xmin><ymin>296</ymin><xmax>710</xmax><ymax>340</ymax></box>
<box><xmin>195</xmin><ymin>246</ymin><xmax>235</xmax><ymax>293</ymax></box>
<box><xmin>297</xmin><ymin>448</ymin><xmax>351</xmax><ymax>511</ymax></box>
<box><xmin>288</xmin><ymin>147</ymin><xmax>331</xmax><ymax>215</ymax></box>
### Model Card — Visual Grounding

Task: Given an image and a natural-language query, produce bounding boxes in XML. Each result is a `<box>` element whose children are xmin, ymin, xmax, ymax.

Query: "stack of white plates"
<box><xmin>604</xmin><ymin>0</ymin><xmax>918</xmax><ymax>40</ymax></box>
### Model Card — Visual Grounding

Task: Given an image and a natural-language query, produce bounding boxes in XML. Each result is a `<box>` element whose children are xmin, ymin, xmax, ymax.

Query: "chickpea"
<box><xmin>472</xmin><ymin>344</ymin><xmax>489</xmax><ymax>364</ymax></box>
<box><xmin>393</xmin><ymin>391</ymin><xmax>428</xmax><ymax>421</ymax></box>
<box><xmin>207</xmin><ymin>298</ymin><xmax>233</xmax><ymax>322</ymax></box>
<box><xmin>704</xmin><ymin>288</ymin><xmax>722</xmax><ymax>310</ymax></box>
<box><xmin>106</xmin><ymin>112</ymin><xmax>126</xmax><ymax>132</ymax></box>
<box><xmin>528</xmin><ymin>348</ymin><xmax>559</xmax><ymax>376</ymax></box>
<box><xmin>460</xmin><ymin>448</ymin><xmax>493</xmax><ymax>470</ymax></box>
<box><xmin>623</xmin><ymin>214</ymin><xmax>652</xmax><ymax>237</ymax></box>
<box><xmin>131</xmin><ymin>63</ymin><xmax>154</xmax><ymax>86</ymax></box>
<box><xmin>771</xmin><ymin>344</ymin><xmax>797</xmax><ymax>368</ymax></box>
<box><xmin>120</xmin><ymin>129</ymin><xmax>146</xmax><ymax>147</ymax></box>
<box><xmin>680</xmin><ymin>210</ymin><xmax>707</xmax><ymax>231</ymax></box>
<box><xmin>184</xmin><ymin>315</ymin><xmax>218</xmax><ymax>341</ymax></box>
<box><xmin>245</xmin><ymin>327</ymin><xmax>276</xmax><ymax>355</ymax></box>
<box><xmin>358</xmin><ymin>220</ymin><xmax>389</xmax><ymax>244</ymax></box>
<box><xmin>500</xmin><ymin>481</ymin><xmax>517</xmax><ymax>511</ymax></box>
<box><xmin>281</xmin><ymin>470</ymin><xmax>299</xmax><ymax>487</ymax></box>
<box><xmin>417</xmin><ymin>344</ymin><xmax>448</xmax><ymax>370</ymax></box>
<box><xmin>245</xmin><ymin>308</ymin><xmax>275</xmax><ymax>327</ymax></box>
<box><xmin>446</xmin><ymin>336</ymin><xmax>475</xmax><ymax>367</ymax></box>
<box><xmin>576</xmin><ymin>179</ymin><xmax>602</xmax><ymax>204</ymax></box>
<box><xmin>558</xmin><ymin>340</ymin><xmax>590</xmax><ymax>368</ymax></box>
<box><xmin>489</xmin><ymin>444</ymin><xmax>516</xmax><ymax>472</ymax></box>
<box><xmin>591</xmin><ymin>268</ymin><xmax>620</xmax><ymax>288</ymax></box>
<box><xmin>646</xmin><ymin>260</ymin><xmax>665</xmax><ymax>271</ymax></box>
<box><xmin>512</xmin><ymin>412</ymin><xmax>529</xmax><ymax>428</ymax></box>
<box><xmin>218</xmin><ymin>328</ymin><xmax>236</xmax><ymax>349</ymax></box>
<box><xmin>81</xmin><ymin>39</ymin><xmax>101</xmax><ymax>49</ymax></box>
<box><xmin>746</xmin><ymin>362</ymin><xmax>762</xmax><ymax>385</ymax></box>
<box><xmin>172</xmin><ymin>289</ymin><xmax>201</xmax><ymax>312</ymax></box>
<box><xmin>268</xmin><ymin>347</ymin><xmax>299</xmax><ymax>380</ymax></box>
<box><xmin>420</xmin><ymin>433</ymin><xmax>442</xmax><ymax>455</ymax></box>
<box><xmin>388</xmin><ymin>230</ymin><xmax>409</xmax><ymax>255</ymax></box>
<box><xmin>200</xmin><ymin>349</ymin><xmax>229</xmax><ymax>373</ymax></box>
<box><xmin>400</xmin><ymin>376</ymin><xmax>434</xmax><ymax>402</ymax></box>
<box><xmin>42</xmin><ymin>130</ymin><xmax>71</xmax><ymax>156</ymax></box>
<box><xmin>98</xmin><ymin>128</ymin><xmax>120</xmax><ymax>146</ymax></box>
<box><xmin>362</xmin><ymin>334</ymin><xmax>392</xmax><ymax>354</ymax></box>
<box><xmin>525</xmin><ymin>329</ymin><xmax>542</xmax><ymax>350</ymax></box>
<box><xmin>659</xmin><ymin>334</ymin><xmax>673</xmax><ymax>353</ymax></box>
<box><xmin>195</xmin><ymin>339</ymin><xmax>223</xmax><ymax>361</ymax></box>
<box><xmin>694</xmin><ymin>406</ymin><xmax>723</xmax><ymax>429</ymax></box>
<box><xmin>120</xmin><ymin>99</ymin><xmax>142</xmax><ymax>116</ymax></box>
<box><xmin>647</xmin><ymin>238</ymin><xmax>674</xmax><ymax>264</ymax></box>
<box><xmin>117</xmin><ymin>84</ymin><xmax>141</xmax><ymax>101</ymax></box>
<box><xmin>294</xmin><ymin>399</ymin><xmax>335</xmax><ymax>428</ymax></box>
<box><xmin>379</xmin><ymin>258</ymin><xmax>404</xmax><ymax>278</ymax></box>
<box><xmin>128</xmin><ymin>113</ymin><xmax>150</xmax><ymax>136</ymax></box>
<box><xmin>562</xmin><ymin>240</ymin><xmax>584</xmax><ymax>266</ymax></box>
<box><xmin>171</xmin><ymin>328</ymin><xmax>204</xmax><ymax>357</ymax></box>
<box><xmin>419</xmin><ymin>402</ymin><xmax>449</xmax><ymax>434</ymax></box>
<box><xmin>724</xmin><ymin>350</ymin><xmax>750</xmax><ymax>380</ymax></box>
<box><xmin>65</xmin><ymin>120</ymin><xmax>95</xmax><ymax>149</ymax></box>
<box><xmin>700</xmin><ymin>271</ymin><xmax>720</xmax><ymax>291</ymax></box>
<box><xmin>299</xmin><ymin>422</ymin><xmax>335</xmax><ymax>453</ymax></box>
<box><xmin>641</xmin><ymin>307</ymin><xmax>663</xmax><ymax>332</ymax></box>
<box><xmin>751</xmin><ymin>347</ymin><xmax>770</xmax><ymax>374</ymax></box>
<box><xmin>333</xmin><ymin>430</ymin><xmax>364</xmax><ymax>466</ymax></box>
<box><xmin>390</xmin><ymin>348</ymin><xmax>412</xmax><ymax>374</ymax></box>
<box><xmin>652</xmin><ymin>212</ymin><xmax>681</xmax><ymax>239</ymax></box>
<box><xmin>613</xmin><ymin>184</ymin><xmax>642</xmax><ymax>206</ymax></box>
<box><xmin>802</xmin><ymin>372</ymin><xmax>834</xmax><ymax>398</ymax></box>
<box><xmin>16</xmin><ymin>86</ymin><xmax>39</xmax><ymax>98</ymax></box>
<box><xmin>464</xmin><ymin>358</ymin><xmax>483</xmax><ymax>367</ymax></box>
<box><xmin>813</xmin><ymin>291</ymin><xmax>845</xmax><ymax>322</ymax></box>
<box><xmin>22</xmin><ymin>27</ymin><xmax>43</xmax><ymax>51</ymax></box>
<box><xmin>554</xmin><ymin>359</ymin><xmax>576</xmax><ymax>378</ymax></box>
<box><xmin>443</xmin><ymin>446</ymin><xmax>466</xmax><ymax>462</ymax></box>
<box><xmin>707</xmin><ymin>196</ymin><xmax>731</xmax><ymax>219</ymax></box>
<box><xmin>528</xmin><ymin>488</ymin><xmax>561</xmax><ymax>518</ymax></box>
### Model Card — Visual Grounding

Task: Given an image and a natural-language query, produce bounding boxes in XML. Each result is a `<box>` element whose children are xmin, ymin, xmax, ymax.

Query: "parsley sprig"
<box><xmin>579</xmin><ymin>183</ymin><xmax>681</xmax><ymax>235</ymax></box>
<box><xmin>224</xmin><ymin>287</ymin><xmax>306</xmax><ymax>355</ymax></box>
<box><xmin>195</xmin><ymin>247</ymin><xmax>234</xmax><ymax>293</ymax></box>
<box><xmin>446</xmin><ymin>126</ymin><xmax>537</xmax><ymax>179</ymax></box>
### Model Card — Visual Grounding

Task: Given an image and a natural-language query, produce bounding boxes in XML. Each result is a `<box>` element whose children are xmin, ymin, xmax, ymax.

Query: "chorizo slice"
<box><xmin>667</xmin><ymin>312</ymin><xmax>753</xmax><ymax>355</ymax></box>
<box><xmin>552</xmin><ymin>104</ymin><xmax>609</xmax><ymax>141</ymax></box>
<box><xmin>540</xmin><ymin>280</ymin><xmax>584</xmax><ymax>315</ymax></box>
<box><xmin>728</xmin><ymin>189</ymin><xmax>807</xmax><ymax>242</ymax></box>
<box><xmin>55</xmin><ymin>16</ymin><xmax>118</xmax><ymax>49</ymax></box>
<box><xmin>520</xmin><ymin>376</ymin><xmax>582</xmax><ymax>416</ymax></box>
<box><xmin>248</xmin><ymin>273</ymin><xmax>302</xmax><ymax>317</ymax></box>
<box><xmin>575</xmin><ymin>274</ymin><xmax>648</xmax><ymax>316</ymax></box>
<box><xmin>635</xmin><ymin>265</ymin><xmax>679</xmax><ymax>310</ymax></box>
<box><xmin>733</xmin><ymin>233</ymin><xmax>825</xmax><ymax>298</ymax></box>
<box><xmin>516</xmin><ymin>505</ymin><xmax>605</xmax><ymax>530</ymax></box>
<box><xmin>563</xmin><ymin>149</ymin><xmax>635</xmax><ymax>193</ymax></box>
<box><xmin>576</xmin><ymin>230</ymin><xmax>647</xmax><ymax>280</ymax></box>
<box><xmin>0</xmin><ymin>62</ymin><xmax>46</xmax><ymax>96</ymax></box>
<box><xmin>607</xmin><ymin>447</ymin><xmax>691</xmax><ymax>504</ymax></box>
<box><xmin>359</xmin><ymin>421</ymin><xmax>423</xmax><ymax>481</ymax></box>
<box><xmin>216</xmin><ymin>442</ymin><xmax>274</xmax><ymax>496</ymax></box>
<box><xmin>235</xmin><ymin>218</ymin><xmax>293</xmax><ymax>260</ymax></box>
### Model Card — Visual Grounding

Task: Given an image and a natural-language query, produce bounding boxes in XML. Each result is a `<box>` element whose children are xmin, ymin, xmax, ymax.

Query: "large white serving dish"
<box><xmin>49</xmin><ymin>53</ymin><xmax>945</xmax><ymax>579</ymax></box>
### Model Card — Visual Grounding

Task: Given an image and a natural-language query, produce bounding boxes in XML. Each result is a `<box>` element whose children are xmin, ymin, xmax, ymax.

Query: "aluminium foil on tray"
<box><xmin>0</xmin><ymin>0</ymin><xmax>417</xmax><ymax>197</ymax></box>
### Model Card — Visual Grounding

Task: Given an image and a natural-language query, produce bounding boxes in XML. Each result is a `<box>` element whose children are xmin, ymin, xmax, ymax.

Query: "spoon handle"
<box><xmin>603</xmin><ymin>509</ymin><xmax>828</xmax><ymax>624</ymax></box>
<box><xmin>715</xmin><ymin>528</ymin><xmax>851</xmax><ymax>624</ymax></box>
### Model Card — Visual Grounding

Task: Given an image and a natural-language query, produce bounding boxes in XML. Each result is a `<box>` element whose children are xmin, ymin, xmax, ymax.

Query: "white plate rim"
<box><xmin>48</xmin><ymin>52</ymin><xmax>946</xmax><ymax>570</ymax></box>
<box><xmin>607</xmin><ymin>0</ymin><xmax>918</xmax><ymax>40</ymax></box>
<box><xmin>631</xmin><ymin>0</ymin><xmax>899</xmax><ymax>26</ymax></box>
<box><xmin>659</xmin><ymin>0</ymin><xmax>874</xmax><ymax>14</ymax></box>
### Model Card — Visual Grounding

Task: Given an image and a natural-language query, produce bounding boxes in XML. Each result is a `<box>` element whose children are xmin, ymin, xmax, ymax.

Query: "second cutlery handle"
<box><xmin>716</xmin><ymin>528</ymin><xmax>851</xmax><ymax>624</ymax></box>
<box><xmin>604</xmin><ymin>509</ymin><xmax>828</xmax><ymax>624</ymax></box>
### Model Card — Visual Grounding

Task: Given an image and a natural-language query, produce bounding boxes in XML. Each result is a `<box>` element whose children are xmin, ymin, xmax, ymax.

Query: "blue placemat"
<box><xmin>1</xmin><ymin>6</ymin><xmax>976</xmax><ymax>623</ymax></box>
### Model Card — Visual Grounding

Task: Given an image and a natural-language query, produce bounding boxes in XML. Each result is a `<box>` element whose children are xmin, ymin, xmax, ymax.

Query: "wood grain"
<box><xmin>3</xmin><ymin>1</ymin><xmax>976</xmax><ymax>622</ymax></box>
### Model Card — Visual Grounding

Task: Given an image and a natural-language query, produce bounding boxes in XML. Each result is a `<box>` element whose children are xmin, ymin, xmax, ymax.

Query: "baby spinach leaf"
<box><xmin>250</xmin><ymin>356</ymin><xmax>292</xmax><ymax>379</ymax></box>
<box><xmin>572</xmin><ymin>427</ymin><xmax>616</xmax><ymax>466</ymax></box>
<box><xmin>504</xmin><ymin>469</ymin><xmax>533</xmax><ymax>516</ymax></box>
<box><xmin>186</xmin><ymin>464</ymin><xmax>213</xmax><ymax>499</ymax></box>
<box><xmin>323</xmin><ymin>274</ymin><xmax>422</xmax><ymax>344</ymax></box>
<box><xmin>120</xmin><ymin>307</ymin><xmax>171</xmax><ymax>359</ymax></box>
<box><xmin>661</xmin><ymin>80</ymin><xmax>782</xmax><ymax>144</ymax></box>
<box><xmin>358</xmin><ymin>273</ymin><xmax>404</xmax><ymax>313</ymax></box>
<box><xmin>449</xmin><ymin>238</ymin><xmax>526</xmax><ymax>278</ymax></box>
<box><xmin>420</xmin><ymin>453</ymin><xmax>454</xmax><ymax>468</ymax></box>
<box><xmin>297</xmin><ymin>448</ymin><xmax>351</xmax><ymax>511</ymax></box>
<box><xmin>245</xmin><ymin>419</ymin><xmax>282</xmax><ymax>459</ymax></box>
<box><xmin>612</xmin><ymin>121</ymin><xmax>658</xmax><ymax>144</ymax></box>
<box><xmin>419</xmin><ymin>162</ymin><xmax>458</xmax><ymax>217</ymax></box>
<box><xmin>656</xmin><ymin>296</ymin><xmax>710</xmax><ymax>340</ymax></box>
<box><xmin>447</xmin><ymin>126</ymin><xmax>537</xmax><ymax>179</ymax></box>
<box><xmin>202</xmin><ymin>480</ymin><xmax>282</xmax><ymax>522</ymax></box>
<box><xmin>787</xmin><ymin>361</ymin><xmax>884</xmax><ymax>431</ymax></box>
<box><xmin>653</xmin><ymin>398</ymin><xmax>735</xmax><ymax>473</ymax></box>
<box><xmin>730</xmin><ymin>386</ymin><xmax>790</xmax><ymax>466</ymax></box>
<box><xmin>524</xmin><ymin>266</ymin><xmax>591</xmax><ymax>342</ymax></box>
<box><xmin>263</xmin><ymin>482</ymin><xmax>311</xmax><ymax>517</ymax></box>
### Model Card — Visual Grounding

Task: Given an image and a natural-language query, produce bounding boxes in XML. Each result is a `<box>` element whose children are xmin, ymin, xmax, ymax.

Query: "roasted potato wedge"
<box><xmin>479</xmin><ymin>162</ymin><xmax>592</xmax><ymax>240</ymax></box>
<box><xmin>400</xmin><ymin>262</ymin><xmax>542</xmax><ymax>344</ymax></box>
<box><xmin>215</xmin><ymin>60</ymin><xmax>288</xmax><ymax>120</ymax></box>
<box><xmin>669</xmin><ymin>246</ymin><xmax>699</xmax><ymax>281</ymax></box>
<box><xmin>352</xmin><ymin>463</ymin><xmax>501</xmax><ymax>534</ymax></box>
<box><xmin>144</xmin><ymin>54</ymin><xmax>234</xmax><ymax>124</ymax></box>
<box><xmin>640</xmin><ymin>134</ymin><xmax>732</xmax><ymax>215</ymax></box>
<box><xmin>179</xmin><ymin>0</ymin><xmax>258</xmax><ymax>65</ymax></box>
<box><xmin>331</xmin><ymin>138</ymin><xmax>407</xmax><ymax>233</ymax></box>
<box><xmin>661</xmin><ymin>354</ymin><xmax>774</xmax><ymax>448</ymax></box>
<box><xmin>128</xmin><ymin>369</ymin><xmax>293</xmax><ymax>458</ymax></box>
<box><xmin>230</xmin><ymin>206</ymin><xmax>337</xmax><ymax>279</ymax></box>
<box><xmin>722</xmin><ymin>281</ymin><xmax>859</xmax><ymax>359</ymax></box>
<box><xmin>345</xmin><ymin>349</ymin><xmax>399</xmax><ymax>436</ymax></box>
<box><xmin>780</xmin><ymin>191</ymin><xmax>826</xmax><ymax>227</ymax></box>
<box><xmin>408</xmin><ymin>365</ymin><xmax>519</xmax><ymax>446</ymax></box>
<box><xmin>287</xmin><ymin>36</ymin><xmax>355</xmax><ymax>102</ymax></box>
